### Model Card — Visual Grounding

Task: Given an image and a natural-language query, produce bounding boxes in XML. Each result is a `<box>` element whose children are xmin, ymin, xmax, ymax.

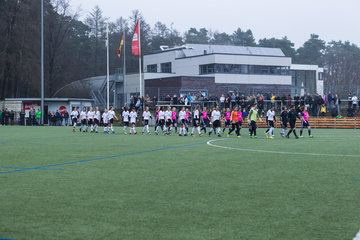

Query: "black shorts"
<box><xmin>202</xmin><ymin>118</ymin><xmax>209</xmax><ymax>126</ymax></box>
<box><xmin>72</xmin><ymin>118</ymin><xmax>77</xmax><ymax>123</ymax></box>
<box><xmin>237</xmin><ymin>121</ymin><xmax>242</xmax><ymax>127</ymax></box>
<box><xmin>103</xmin><ymin>122</ymin><xmax>108</xmax><ymax>127</ymax></box>
<box><xmin>301</xmin><ymin>120</ymin><xmax>310</xmax><ymax>128</ymax></box>
<box><xmin>159</xmin><ymin>119</ymin><xmax>165</xmax><ymax>126</ymax></box>
<box><xmin>225</xmin><ymin>119</ymin><xmax>231</xmax><ymax>126</ymax></box>
<box><xmin>290</xmin><ymin>121</ymin><xmax>296</xmax><ymax>129</ymax></box>
<box><xmin>109</xmin><ymin>118</ymin><xmax>113</xmax><ymax>124</ymax></box>
<box><xmin>123</xmin><ymin>121</ymin><xmax>129</xmax><ymax>126</ymax></box>
<box><xmin>144</xmin><ymin>120</ymin><xmax>149</xmax><ymax>125</ymax></box>
<box><xmin>131</xmin><ymin>122</ymin><xmax>136</xmax><ymax>125</ymax></box>
<box><xmin>172</xmin><ymin>119</ymin><xmax>177</xmax><ymax>125</ymax></box>
<box><xmin>94</xmin><ymin>119</ymin><xmax>99</xmax><ymax>125</ymax></box>
<box><xmin>181</xmin><ymin>119</ymin><xmax>186</xmax><ymax>125</ymax></box>
<box><xmin>268</xmin><ymin>120</ymin><xmax>274</xmax><ymax>127</ymax></box>
<box><xmin>281</xmin><ymin>121</ymin><xmax>288</xmax><ymax>128</ymax></box>
<box><xmin>213</xmin><ymin>120</ymin><xmax>220</xmax><ymax>128</ymax></box>
<box><xmin>88</xmin><ymin>119</ymin><xmax>93</xmax><ymax>125</ymax></box>
<box><xmin>81</xmin><ymin>119</ymin><xmax>87</xmax><ymax>125</ymax></box>
<box><xmin>193</xmin><ymin>119</ymin><xmax>199</xmax><ymax>127</ymax></box>
<box><xmin>166</xmin><ymin>119</ymin><xmax>172</xmax><ymax>127</ymax></box>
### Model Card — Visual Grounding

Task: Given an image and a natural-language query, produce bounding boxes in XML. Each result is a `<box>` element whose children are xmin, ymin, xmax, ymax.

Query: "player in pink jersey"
<box><xmin>154</xmin><ymin>106</ymin><xmax>160</xmax><ymax>132</ymax></box>
<box><xmin>171</xmin><ymin>107</ymin><xmax>178</xmax><ymax>133</ymax></box>
<box><xmin>237</xmin><ymin>106</ymin><xmax>243</xmax><ymax>135</ymax></box>
<box><xmin>300</xmin><ymin>106</ymin><xmax>313</xmax><ymax>138</ymax></box>
<box><xmin>222</xmin><ymin>108</ymin><xmax>231</xmax><ymax>133</ymax></box>
<box><xmin>200</xmin><ymin>106</ymin><xmax>209</xmax><ymax>134</ymax></box>
<box><xmin>185</xmin><ymin>108</ymin><xmax>191</xmax><ymax>134</ymax></box>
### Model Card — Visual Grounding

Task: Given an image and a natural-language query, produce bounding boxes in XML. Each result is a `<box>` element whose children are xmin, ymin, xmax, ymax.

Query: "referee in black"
<box><xmin>286</xmin><ymin>105</ymin><xmax>300</xmax><ymax>139</ymax></box>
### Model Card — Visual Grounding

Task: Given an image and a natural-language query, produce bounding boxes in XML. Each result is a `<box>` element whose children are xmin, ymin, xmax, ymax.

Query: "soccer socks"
<box><xmin>169</xmin><ymin>126</ymin><xmax>172</xmax><ymax>133</ymax></box>
<box><xmin>104</xmin><ymin>127</ymin><xmax>108</xmax><ymax>132</ymax></box>
<box><xmin>175</xmin><ymin>126</ymin><xmax>178</xmax><ymax>132</ymax></box>
<box><xmin>201</xmin><ymin>127</ymin><xmax>207</xmax><ymax>133</ymax></box>
<box><xmin>146</xmin><ymin>125</ymin><xmax>149</xmax><ymax>133</ymax></box>
<box><xmin>269</xmin><ymin>127</ymin><xmax>274</xmax><ymax>136</ymax></box>
<box><xmin>217</xmin><ymin>127</ymin><xmax>221</xmax><ymax>135</ymax></box>
<box><xmin>293</xmin><ymin>130</ymin><xmax>298</xmax><ymax>137</ymax></box>
<box><xmin>197</xmin><ymin>127</ymin><xmax>201</xmax><ymax>135</ymax></box>
<box><xmin>308</xmin><ymin>129</ymin><xmax>311</xmax><ymax>136</ymax></box>
<box><xmin>111</xmin><ymin>127</ymin><xmax>114</xmax><ymax>132</ymax></box>
<box><xmin>191</xmin><ymin>127</ymin><xmax>195</xmax><ymax>134</ymax></box>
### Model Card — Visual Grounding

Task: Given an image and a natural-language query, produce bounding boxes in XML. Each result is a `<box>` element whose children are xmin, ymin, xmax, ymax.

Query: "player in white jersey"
<box><xmin>155</xmin><ymin>107</ymin><xmax>166</xmax><ymax>135</ymax></box>
<box><xmin>122</xmin><ymin>107</ymin><xmax>130</xmax><ymax>135</ymax></box>
<box><xmin>94</xmin><ymin>106</ymin><xmax>100</xmax><ymax>133</ymax></box>
<box><xmin>107</xmin><ymin>106</ymin><xmax>118</xmax><ymax>134</ymax></box>
<box><xmin>178</xmin><ymin>107</ymin><xmax>187</xmax><ymax>136</ymax></box>
<box><xmin>102</xmin><ymin>109</ymin><xmax>109</xmax><ymax>133</ymax></box>
<box><xmin>265</xmin><ymin>105</ymin><xmax>276</xmax><ymax>139</ymax></box>
<box><xmin>129</xmin><ymin>108</ymin><xmax>138</xmax><ymax>135</ymax></box>
<box><xmin>142</xmin><ymin>106</ymin><xmax>152</xmax><ymax>135</ymax></box>
<box><xmin>209</xmin><ymin>106</ymin><xmax>222</xmax><ymax>137</ymax></box>
<box><xmin>165</xmin><ymin>106</ymin><xmax>173</xmax><ymax>135</ymax></box>
<box><xmin>70</xmin><ymin>107</ymin><xmax>79</xmax><ymax>132</ymax></box>
<box><xmin>191</xmin><ymin>104</ymin><xmax>202</xmax><ymax>137</ymax></box>
<box><xmin>79</xmin><ymin>107</ymin><xmax>88</xmax><ymax>132</ymax></box>
<box><xmin>87</xmin><ymin>107</ymin><xmax>95</xmax><ymax>132</ymax></box>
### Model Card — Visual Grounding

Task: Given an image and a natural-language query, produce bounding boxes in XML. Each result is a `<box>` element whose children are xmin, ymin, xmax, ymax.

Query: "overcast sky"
<box><xmin>70</xmin><ymin>0</ymin><xmax>359</xmax><ymax>48</ymax></box>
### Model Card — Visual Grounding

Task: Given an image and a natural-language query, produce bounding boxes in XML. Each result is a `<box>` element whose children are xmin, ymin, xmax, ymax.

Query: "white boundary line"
<box><xmin>206</xmin><ymin>139</ymin><xmax>360</xmax><ymax>158</ymax></box>
<box><xmin>353</xmin><ymin>229</ymin><xmax>360</xmax><ymax>240</ymax></box>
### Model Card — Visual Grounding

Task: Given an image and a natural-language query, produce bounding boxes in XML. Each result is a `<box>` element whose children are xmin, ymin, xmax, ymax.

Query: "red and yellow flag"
<box><xmin>117</xmin><ymin>35</ymin><xmax>124</xmax><ymax>57</ymax></box>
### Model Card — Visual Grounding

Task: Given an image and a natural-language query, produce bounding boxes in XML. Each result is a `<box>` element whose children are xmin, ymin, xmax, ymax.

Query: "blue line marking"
<box><xmin>111</xmin><ymin>145</ymin><xmax>129</xmax><ymax>147</ymax></box>
<box><xmin>352</xmin><ymin>179</ymin><xmax>360</xmax><ymax>181</ymax></box>
<box><xmin>0</xmin><ymin>141</ymin><xmax>207</xmax><ymax>175</ymax></box>
<box><xmin>2</xmin><ymin>167</ymin><xmax>64</xmax><ymax>171</ymax></box>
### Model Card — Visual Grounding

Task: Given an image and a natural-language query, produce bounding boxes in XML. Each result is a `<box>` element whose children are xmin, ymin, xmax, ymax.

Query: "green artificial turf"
<box><xmin>0</xmin><ymin>126</ymin><xmax>360</xmax><ymax>240</ymax></box>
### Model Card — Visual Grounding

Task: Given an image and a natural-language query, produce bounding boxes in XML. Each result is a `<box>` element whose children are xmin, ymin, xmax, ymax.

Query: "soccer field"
<box><xmin>1</xmin><ymin>126</ymin><xmax>360</xmax><ymax>240</ymax></box>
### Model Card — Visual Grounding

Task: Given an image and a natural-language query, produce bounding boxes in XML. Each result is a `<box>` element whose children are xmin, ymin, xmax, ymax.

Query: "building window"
<box><xmin>161</xmin><ymin>62</ymin><xmax>172</xmax><ymax>73</ymax></box>
<box><xmin>147</xmin><ymin>64</ymin><xmax>157</xmax><ymax>73</ymax></box>
<box><xmin>318</xmin><ymin>72</ymin><xmax>323</xmax><ymax>80</ymax></box>
<box><xmin>199</xmin><ymin>63</ymin><xmax>290</xmax><ymax>75</ymax></box>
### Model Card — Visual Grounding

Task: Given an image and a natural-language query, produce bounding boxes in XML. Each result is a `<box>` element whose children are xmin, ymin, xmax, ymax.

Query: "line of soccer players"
<box><xmin>70</xmin><ymin>104</ymin><xmax>313</xmax><ymax>138</ymax></box>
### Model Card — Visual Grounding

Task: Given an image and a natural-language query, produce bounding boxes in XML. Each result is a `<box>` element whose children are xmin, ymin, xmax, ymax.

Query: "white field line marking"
<box><xmin>206</xmin><ymin>139</ymin><xmax>360</xmax><ymax>158</ymax></box>
<box><xmin>353</xmin><ymin>229</ymin><xmax>360</xmax><ymax>240</ymax></box>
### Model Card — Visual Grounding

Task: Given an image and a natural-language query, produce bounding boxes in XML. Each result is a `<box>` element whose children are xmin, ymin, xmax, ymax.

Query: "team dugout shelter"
<box><xmin>3</xmin><ymin>98</ymin><xmax>93</xmax><ymax>125</ymax></box>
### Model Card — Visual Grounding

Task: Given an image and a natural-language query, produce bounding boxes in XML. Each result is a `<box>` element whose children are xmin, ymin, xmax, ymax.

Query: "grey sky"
<box><xmin>70</xmin><ymin>0</ymin><xmax>359</xmax><ymax>48</ymax></box>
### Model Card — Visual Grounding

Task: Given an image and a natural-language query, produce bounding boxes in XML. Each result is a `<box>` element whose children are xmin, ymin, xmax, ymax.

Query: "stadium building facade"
<box><xmin>142</xmin><ymin>44</ymin><xmax>323</xmax><ymax>98</ymax></box>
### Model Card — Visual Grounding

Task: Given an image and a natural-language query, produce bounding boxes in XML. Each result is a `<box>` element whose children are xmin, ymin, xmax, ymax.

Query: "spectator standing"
<box><xmin>219</xmin><ymin>94</ymin><xmax>225</xmax><ymax>109</ymax></box>
<box><xmin>287</xmin><ymin>94</ymin><xmax>292</xmax><ymax>107</ymax></box>
<box><xmin>0</xmin><ymin>109</ymin><xmax>3</xmax><ymax>125</ymax></box>
<box><xmin>55</xmin><ymin>110</ymin><xmax>61</xmax><ymax>126</ymax></box>
<box><xmin>351</xmin><ymin>94</ymin><xmax>358</xmax><ymax>112</ymax></box>
<box><xmin>64</xmin><ymin>111</ymin><xmax>70</xmax><ymax>126</ymax></box>
<box><xmin>347</xmin><ymin>92</ymin><xmax>353</xmax><ymax>108</ymax></box>
<box><xmin>20</xmin><ymin>110</ymin><xmax>25</xmax><ymax>125</ymax></box>
<box><xmin>36</xmin><ymin>109</ymin><xmax>41</xmax><ymax>125</ymax></box>
<box><xmin>334</xmin><ymin>94</ymin><xmax>341</xmax><ymax>115</ymax></box>
<box><xmin>4</xmin><ymin>109</ymin><xmax>10</xmax><ymax>125</ymax></box>
<box><xmin>10</xmin><ymin>110</ymin><xmax>15</xmax><ymax>125</ymax></box>
<box><xmin>230</xmin><ymin>93</ymin><xmax>236</xmax><ymax>108</ymax></box>
<box><xmin>327</xmin><ymin>91</ymin><xmax>333</xmax><ymax>111</ymax></box>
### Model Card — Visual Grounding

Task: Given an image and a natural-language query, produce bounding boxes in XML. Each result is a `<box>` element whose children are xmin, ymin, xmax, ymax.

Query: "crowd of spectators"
<box><xmin>132</xmin><ymin>90</ymin><xmax>359</xmax><ymax>118</ymax></box>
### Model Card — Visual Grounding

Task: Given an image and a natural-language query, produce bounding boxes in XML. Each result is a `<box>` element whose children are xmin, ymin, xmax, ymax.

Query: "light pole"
<box><xmin>41</xmin><ymin>0</ymin><xmax>44</xmax><ymax>125</ymax></box>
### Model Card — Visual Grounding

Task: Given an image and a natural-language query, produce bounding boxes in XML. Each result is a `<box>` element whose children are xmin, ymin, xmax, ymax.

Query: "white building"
<box><xmin>139</xmin><ymin>44</ymin><xmax>323</xmax><ymax>98</ymax></box>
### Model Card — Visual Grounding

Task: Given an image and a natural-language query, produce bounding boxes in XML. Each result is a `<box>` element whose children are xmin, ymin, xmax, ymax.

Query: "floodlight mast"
<box><xmin>41</xmin><ymin>0</ymin><xmax>44</xmax><ymax>125</ymax></box>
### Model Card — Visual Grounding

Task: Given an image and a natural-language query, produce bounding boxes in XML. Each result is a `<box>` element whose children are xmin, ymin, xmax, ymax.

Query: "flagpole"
<box><xmin>123</xmin><ymin>30</ymin><xmax>126</xmax><ymax>105</ymax></box>
<box><xmin>138</xmin><ymin>19</ymin><xmax>142</xmax><ymax>98</ymax></box>
<box><xmin>41</xmin><ymin>0</ymin><xmax>44</xmax><ymax>125</ymax></box>
<box><xmin>106</xmin><ymin>23</ymin><xmax>110</xmax><ymax>109</ymax></box>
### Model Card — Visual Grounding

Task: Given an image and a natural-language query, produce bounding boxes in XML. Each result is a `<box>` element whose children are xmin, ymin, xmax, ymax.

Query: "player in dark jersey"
<box><xmin>280</xmin><ymin>106</ymin><xmax>288</xmax><ymax>138</ymax></box>
<box><xmin>286</xmin><ymin>105</ymin><xmax>300</xmax><ymax>139</ymax></box>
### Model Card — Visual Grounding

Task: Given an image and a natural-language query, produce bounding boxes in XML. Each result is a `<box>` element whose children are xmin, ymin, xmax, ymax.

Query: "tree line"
<box><xmin>1</xmin><ymin>0</ymin><xmax>359</xmax><ymax>99</ymax></box>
